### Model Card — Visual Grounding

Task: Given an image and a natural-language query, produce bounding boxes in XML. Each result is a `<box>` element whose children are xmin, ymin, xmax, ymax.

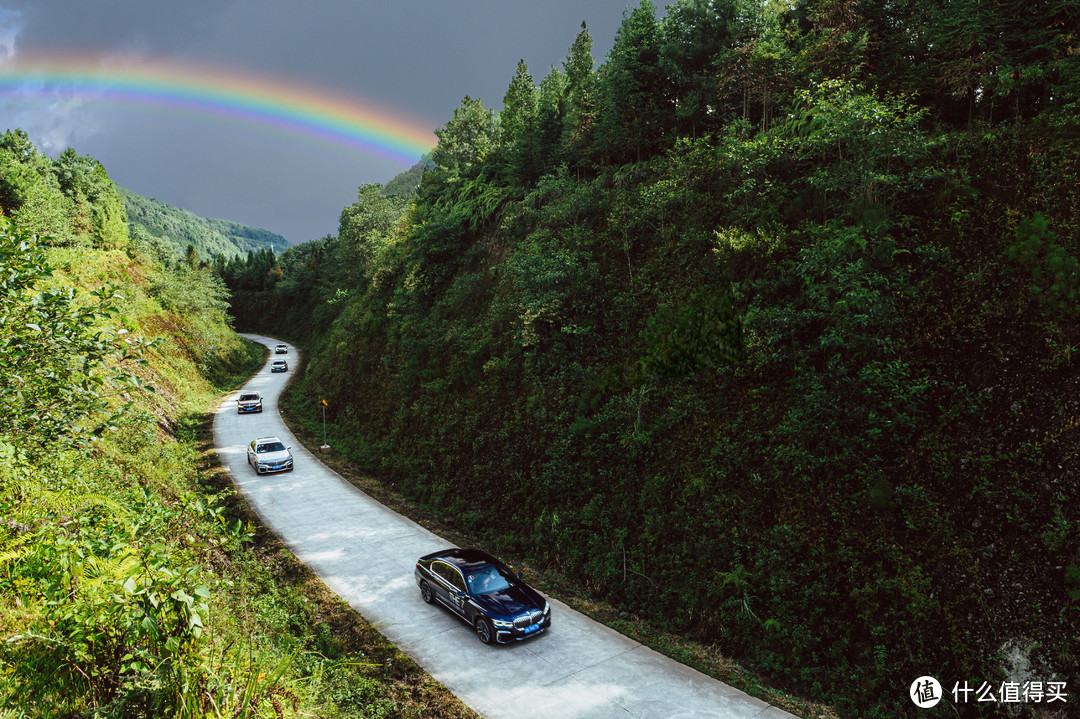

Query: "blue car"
<box><xmin>415</xmin><ymin>547</ymin><xmax>551</xmax><ymax>644</ymax></box>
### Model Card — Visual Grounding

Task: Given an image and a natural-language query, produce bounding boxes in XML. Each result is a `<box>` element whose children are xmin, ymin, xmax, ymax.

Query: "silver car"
<box><xmin>236</xmin><ymin>392</ymin><xmax>263</xmax><ymax>414</ymax></box>
<box><xmin>246</xmin><ymin>437</ymin><xmax>294</xmax><ymax>474</ymax></box>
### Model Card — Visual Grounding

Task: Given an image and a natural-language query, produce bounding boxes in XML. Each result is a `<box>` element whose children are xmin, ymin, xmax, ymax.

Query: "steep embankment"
<box><xmin>0</xmin><ymin>132</ymin><xmax>474</xmax><ymax>718</ymax></box>
<box><xmin>225</xmin><ymin>3</ymin><xmax>1080</xmax><ymax>716</ymax></box>
<box><xmin>245</xmin><ymin>124</ymin><xmax>1080</xmax><ymax>718</ymax></box>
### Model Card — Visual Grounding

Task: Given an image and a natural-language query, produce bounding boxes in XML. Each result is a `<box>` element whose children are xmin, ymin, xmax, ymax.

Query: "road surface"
<box><xmin>212</xmin><ymin>334</ymin><xmax>799</xmax><ymax>719</ymax></box>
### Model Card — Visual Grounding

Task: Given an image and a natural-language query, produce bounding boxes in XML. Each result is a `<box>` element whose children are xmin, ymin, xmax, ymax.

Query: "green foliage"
<box><xmin>0</xmin><ymin>219</ymin><xmax>152</xmax><ymax>463</ymax></box>
<box><xmin>0</xmin><ymin>132</ymin><xmax>471</xmax><ymax>719</ymax></box>
<box><xmin>562</xmin><ymin>22</ymin><xmax>598</xmax><ymax>162</ymax></box>
<box><xmin>597</xmin><ymin>1</ymin><xmax>668</xmax><ymax>163</ymax></box>
<box><xmin>659</xmin><ymin>0</ymin><xmax>738</xmax><ymax>136</ymax></box>
<box><xmin>227</xmin><ymin>1</ymin><xmax>1080</xmax><ymax>716</ymax></box>
<box><xmin>1008</xmin><ymin>213</ymin><xmax>1080</xmax><ymax>325</ymax></box>
<box><xmin>52</xmin><ymin>147</ymin><xmax>130</xmax><ymax>249</ymax></box>
<box><xmin>379</xmin><ymin>159</ymin><xmax>430</xmax><ymax>197</ymax></box>
<box><xmin>428</xmin><ymin>96</ymin><xmax>498</xmax><ymax>180</ymax></box>
<box><xmin>638</xmin><ymin>289</ymin><xmax>745</xmax><ymax>382</ymax></box>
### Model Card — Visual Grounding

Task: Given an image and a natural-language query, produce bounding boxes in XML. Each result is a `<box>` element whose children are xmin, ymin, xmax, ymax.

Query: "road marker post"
<box><xmin>320</xmin><ymin>398</ymin><xmax>331</xmax><ymax>453</ymax></box>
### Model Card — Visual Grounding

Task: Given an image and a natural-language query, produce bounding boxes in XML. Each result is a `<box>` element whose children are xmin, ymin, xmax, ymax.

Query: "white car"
<box><xmin>247</xmin><ymin>437</ymin><xmax>294</xmax><ymax>474</ymax></box>
<box><xmin>275</xmin><ymin>344</ymin><xmax>288</xmax><ymax>354</ymax></box>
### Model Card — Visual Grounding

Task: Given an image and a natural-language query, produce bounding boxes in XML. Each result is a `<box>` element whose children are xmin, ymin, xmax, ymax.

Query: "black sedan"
<box><xmin>415</xmin><ymin>548</ymin><xmax>551</xmax><ymax>644</ymax></box>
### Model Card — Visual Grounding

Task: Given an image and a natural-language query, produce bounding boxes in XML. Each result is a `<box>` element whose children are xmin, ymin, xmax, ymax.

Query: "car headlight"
<box><xmin>492</xmin><ymin>619</ymin><xmax>514</xmax><ymax>628</ymax></box>
<box><xmin>543</xmin><ymin>602</ymin><xmax>550</xmax><ymax>615</ymax></box>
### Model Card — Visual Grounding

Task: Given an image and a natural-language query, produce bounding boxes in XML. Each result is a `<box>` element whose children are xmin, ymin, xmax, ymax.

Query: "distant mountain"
<box><xmin>118</xmin><ymin>185</ymin><xmax>288</xmax><ymax>260</ymax></box>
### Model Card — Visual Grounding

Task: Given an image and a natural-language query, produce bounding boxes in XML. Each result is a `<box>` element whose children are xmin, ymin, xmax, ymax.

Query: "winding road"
<box><xmin>212</xmin><ymin>334</ymin><xmax>799</xmax><ymax>719</ymax></box>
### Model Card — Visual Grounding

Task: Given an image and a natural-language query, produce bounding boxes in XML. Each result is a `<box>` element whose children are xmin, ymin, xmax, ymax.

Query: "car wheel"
<box><xmin>475</xmin><ymin>617</ymin><xmax>494</xmax><ymax>645</ymax></box>
<box><xmin>420</xmin><ymin>580</ymin><xmax>434</xmax><ymax>604</ymax></box>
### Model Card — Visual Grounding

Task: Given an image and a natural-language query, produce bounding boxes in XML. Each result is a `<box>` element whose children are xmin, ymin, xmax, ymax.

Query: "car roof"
<box><xmin>239</xmin><ymin>392</ymin><xmax>260</xmax><ymax>397</ymax></box>
<box><xmin>421</xmin><ymin>547</ymin><xmax>500</xmax><ymax>571</ymax></box>
<box><xmin>254</xmin><ymin>436</ymin><xmax>281</xmax><ymax>443</ymax></box>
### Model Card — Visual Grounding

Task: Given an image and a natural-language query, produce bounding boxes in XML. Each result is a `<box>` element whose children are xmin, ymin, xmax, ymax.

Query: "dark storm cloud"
<box><xmin>1</xmin><ymin>0</ymin><xmax>634</xmax><ymax>244</ymax></box>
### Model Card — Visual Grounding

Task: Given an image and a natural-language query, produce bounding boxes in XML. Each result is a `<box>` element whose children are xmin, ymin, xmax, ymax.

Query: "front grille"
<box><xmin>513</xmin><ymin>610</ymin><xmax>543</xmax><ymax>629</ymax></box>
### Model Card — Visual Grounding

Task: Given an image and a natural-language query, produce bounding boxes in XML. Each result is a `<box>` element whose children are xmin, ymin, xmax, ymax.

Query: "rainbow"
<box><xmin>0</xmin><ymin>53</ymin><xmax>436</xmax><ymax>164</ymax></box>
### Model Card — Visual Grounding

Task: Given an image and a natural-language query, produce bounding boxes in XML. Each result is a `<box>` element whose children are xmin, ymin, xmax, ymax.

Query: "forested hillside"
<box><xmin>229</xmin><ymin>1</ymin><xmax>1080</xmax><ymax>716</ymax></box>
<box><xmin>0</xmin><ymin>134</ymin><xmax>473</xmax><ymax>718</ymax></box>
<box><xmin>119</xmin><ymin>184</ymin><xmax>288</xmax><ymax>263</ymax></box>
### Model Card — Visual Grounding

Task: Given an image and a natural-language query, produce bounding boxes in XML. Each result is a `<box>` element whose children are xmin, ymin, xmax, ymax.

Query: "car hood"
<box><xmin>255</xmin><ymin>450</ymin><xmax>291</xmax><ymax>463</ymax></box>
<box><xmin>238</xmin><ymin>399</ymin><xmax>261</xmax><ymax>405</ymax></box>
<box><xmin>471</xmin><ymin>583</ymin><xmax>544</xmax><ymax>620</ymax></box>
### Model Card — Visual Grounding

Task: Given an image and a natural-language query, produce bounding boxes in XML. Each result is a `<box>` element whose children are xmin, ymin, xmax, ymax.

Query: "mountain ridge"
<box><xmin>118</xmin><ymin>184</ymin><xmax>289</xmax><ymax>260</ymax></box>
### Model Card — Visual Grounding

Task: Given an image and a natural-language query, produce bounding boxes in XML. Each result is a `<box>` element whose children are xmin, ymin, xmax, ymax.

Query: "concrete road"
<box><xmin>213</xmin><ymin>334</ymin><xmax>799</xmax><ymax>719</ymax></box>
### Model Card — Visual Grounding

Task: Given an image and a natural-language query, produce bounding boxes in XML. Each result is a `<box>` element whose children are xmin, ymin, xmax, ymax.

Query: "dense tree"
<box><xmin>534</xmin><ymin>68</ymin><xmax>568</xmax><ymax>176</ymax></box>
<box><xmin>427</xmin><ymin>96</ymin><xmax>498</xmax><ymax>180</ymax></box>
<box><xmin>52</xmin><ymin>148</ymin><xmax>129</xmax><ymax>249</ymax></box>
<box><xmin>0</xmin><ymin>131</ymin><xmax>73</xmax><ymax>243</ymax></box>
<box><xmin>226</xmin><ymin>1</ymin><xmax>1080</xmax><ymax>716</ymax></box>
<box><xmin>498</xmin><ymin>60</ymin><xmax>539</xmax><ymax>186</ymax></box>
<box><xmin>337</xmin><ymin>184</ymin><xmax>409</xmax><ymax>284</ymax></box>
<box><xmin>659</xmin><ymin>0</ymin><xmax>739</xmax><ymax>135</ymax></box>
<box><xmin>597</xmin><ymin>0</ymin><xmax>669</xmax><ymax>163</ymax></box>
<box><xmin>561</xmin><ymin>22</ymin><xmax>598</xmax><ymax>166</ymax></box>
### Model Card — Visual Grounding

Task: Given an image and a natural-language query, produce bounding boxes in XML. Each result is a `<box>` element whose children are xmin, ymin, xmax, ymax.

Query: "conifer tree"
<box><xmin>499</xmin><ymin>60</ymin><xmax>538</xmax><ymax>186</ymax></box>
<box><xmin>562</xmin><ymin>22</ymin><xmax>598</xmax><ymax>164</ymax></box>
<box><xmin>534</xmin><ymin>68</ymin><xmax>567</xmax><ymax>176</ymax></box>
<box><xmin>597</xmin><ymin>0</ymin><xmax>668</xmax><ymax>163</ymax></box>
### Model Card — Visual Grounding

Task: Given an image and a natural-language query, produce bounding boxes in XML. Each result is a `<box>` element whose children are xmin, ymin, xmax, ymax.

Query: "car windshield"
<box><xmin>257</xmin><ymin>442</ymin><xmax>285</xmax><ymax>453</ymax></box>
<box><xmin>239</xmin><ymin>394</ymin><xmax>259</xmax><ymax>401</ymax></box>
<box><xmin>464</xmin><ymin>564</ymin><xmax>512</xmax><ymax>595</ymax></box>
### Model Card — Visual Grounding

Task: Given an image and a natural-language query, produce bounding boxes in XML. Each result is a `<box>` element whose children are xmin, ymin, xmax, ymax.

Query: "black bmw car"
<box><xmin>415</xmin><ymin>548</ymin><xmax>551</xmax><ymax>644</ymax></box>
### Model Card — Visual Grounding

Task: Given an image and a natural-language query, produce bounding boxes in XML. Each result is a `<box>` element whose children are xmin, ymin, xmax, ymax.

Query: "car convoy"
<box><xmin>233</xmin><ymin>342</ymin><xmax>552</xmax><ymax>645</ymax></box>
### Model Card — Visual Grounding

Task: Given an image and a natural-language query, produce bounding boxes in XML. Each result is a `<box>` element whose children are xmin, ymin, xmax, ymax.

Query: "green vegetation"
<box><xmin>379</xmin><ymin>160</ymin><xmax>431</xmax><ymax>198</ymax></box>
<box><xmin>1</xmin><ymin>130</ymin><xmax>128</xmax><ymax>250</ymax></box>
<box><xmin>228</xmin><ymin>0</ymin><xmax>1080</xmax><ymax>716</ymax></box>
<box><xmin>1</xmin><ymin>136</ymin><xmax>473</xmax><ymax>717</ymax></box>
<box><xmin>119</xmin><ymin>184</ymin><xmax>288</xmax><ymax>264</ymax></box>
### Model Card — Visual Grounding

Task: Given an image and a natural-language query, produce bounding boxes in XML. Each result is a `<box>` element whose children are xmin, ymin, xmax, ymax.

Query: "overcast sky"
<box><xmin>0</xmin><ymin>1</ymin><xmax>636</xmax><ymax>245</ymax></box>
